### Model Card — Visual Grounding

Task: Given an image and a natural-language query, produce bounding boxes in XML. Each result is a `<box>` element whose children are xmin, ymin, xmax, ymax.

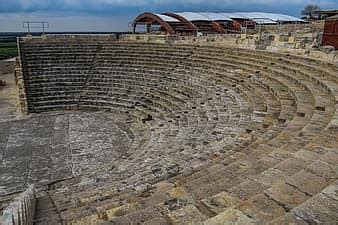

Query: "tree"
<box><xmin>301</xmin><ymin>4</ymin><xmax>321</xmax><ymax>19</ymax></box>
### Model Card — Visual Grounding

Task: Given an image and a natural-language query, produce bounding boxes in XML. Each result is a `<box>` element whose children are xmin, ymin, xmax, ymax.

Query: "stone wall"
<box><xmin>263</xmin><ymin>20</ymin><xmax>325</xmax><ymax>34</ymax></box>
<box><xmin>15</xmin><ymin>57</ymin><xmax>28</xmax><ymax>113</ymax></box>
<box><xmin>120</xmin><ymin>33</ymin><xmax>338</xmax><ymax>64</ymax></box>
<box><xmin>19</xmin><ymin>34</ymin><xmax>337</xmax><ymax>65</ymax></box>
<box><xmin>1</xmin><ymin>185</ymin><xmax>36</xmax><ymax>225</ymax></box>
<box><xmin>120</xmin><ymin>34</ymin><xmax>168</xmax><ymax>43</ymax></box>
<box><xmin>21</xmin><ymin>34</ymin><xmax>117</xmax><ymax>44</ymax></box>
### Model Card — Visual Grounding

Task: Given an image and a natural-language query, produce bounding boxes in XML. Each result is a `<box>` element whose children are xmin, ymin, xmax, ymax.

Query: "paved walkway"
<box><xmin>0</xmin><ymin>111</ymin><xmax>134</xmax><ymax>196</ymax></box>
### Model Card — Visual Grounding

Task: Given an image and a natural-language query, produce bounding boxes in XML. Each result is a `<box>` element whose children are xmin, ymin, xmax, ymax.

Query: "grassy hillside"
<box><xmin>0</xmin><ymin>42</ymin><xmax>18</xmax><ymax>60</ymax></box>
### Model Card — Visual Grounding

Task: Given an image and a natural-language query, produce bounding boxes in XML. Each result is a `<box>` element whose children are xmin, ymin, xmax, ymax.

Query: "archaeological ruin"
<box><xmin>0</xmin><ymin>16</ymin><xmax>338</xmax><ymax>224</ymax></box>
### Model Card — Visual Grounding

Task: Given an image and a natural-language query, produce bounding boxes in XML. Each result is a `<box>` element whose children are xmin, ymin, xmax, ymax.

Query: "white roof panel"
<box><xmin>199</xmin><ymin>12</ymin><xmax>232</xmax><ymax>21</ymax></box>
<box><xmin>175</xmin><ymin>12</ymin><xmax>211</xmax><ymax>21</ymax></box>
<box><xmin>170</xmin><ymin>12</ymin><xmax>304</xmax><ymax>23</ymax></box>
<box><xmin>154</xmin><ymin>13</ymin><xmax>180</xmax><ymax>22</ymax></box>
<box><xmin>234</xmin><ymin>12</ymin><xmax>305</xmax><ymax>22</ymax></box>
<box><xmin>252</xmin><ymin>18</ymin><xmax>277</xmax><ymax>24</ymax></box>
<box><xmin>273</xmin><ymin>13</ymin><xmax>304</xmax><ymax>22</ymax></box>
<box><xmin>219</xmin><ymin>12</ymin><xmax>250</xmax><ymax>19</ymax></box>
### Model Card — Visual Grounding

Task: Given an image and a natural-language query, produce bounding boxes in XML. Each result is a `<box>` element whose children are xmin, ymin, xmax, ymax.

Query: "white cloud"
<box><xmin>14</xmin><ymin>0</ymin><xmax>338</xmax><ymax>7</ymax></box>
<box><xmin>1</xmin><ymin>0</ymin><xmax>337</xmax><ymax>14</ymax></box>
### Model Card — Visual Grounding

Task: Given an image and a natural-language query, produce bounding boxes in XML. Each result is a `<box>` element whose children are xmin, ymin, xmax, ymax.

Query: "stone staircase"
<box><xmin>34</xmin><ymin>194</ymin><xmax>62</xmax><ymax>225</ymax></box>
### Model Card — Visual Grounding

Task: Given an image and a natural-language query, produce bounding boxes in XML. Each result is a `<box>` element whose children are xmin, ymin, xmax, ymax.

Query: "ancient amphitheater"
<box><xmin>0</xmin><ymin>35</ymin><xmax>338</xmax><ymax>224</ymax></box>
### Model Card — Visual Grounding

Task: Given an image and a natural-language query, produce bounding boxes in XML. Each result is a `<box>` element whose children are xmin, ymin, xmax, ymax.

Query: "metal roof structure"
<box><xmin>174</xmin><ymin>12</ymin><xmax>211</xmax><ymax>21</ymax></box>
<box><xmin>220</xmin><ymin>12</ymin><xmax>250</xmax><ymax>19</ymax></box>
<box><xmin>133</xmin><ymin>11</ymin><xmax>305</xmax><ymax>35</ymax></box>
<box><xmin>198</xmin><ymin>12</ymin><xmax>233</xmax><ymax>21</ymax></box>
<box><xmin>197</xmin><ymin>12</ymin><xmax>304</xmax><ymax>24</ymax></box>
<box><xmin>174</xmin><ymin>12</ymin><xmax>233</xmax><ymax>21</ymax></box>
<box><xmin>252</xmin><ymin>18</ymin><xmax>276</xmax><ymax>24</ymax></box>
<box><xmin>133</xmin><ymin>12</ymin><xmax>197</xmax><ymax>34</ymax></box>
<box><xmin>154</xmin><ymin>13</ymin><xmax>180</xmax><ymax>22</ymax></box>
<box><xmin>133</xmin><ymin>12</ymin><xmax>176</xmax><ymax>34</ymax></box>
<box><xmin>261</xmin><ymin>13</ymin><xmax>305</xmax><ymax>22</ymax></box>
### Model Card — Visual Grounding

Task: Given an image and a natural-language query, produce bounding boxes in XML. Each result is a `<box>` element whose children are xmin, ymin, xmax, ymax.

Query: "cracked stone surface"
<box><xmin>0</xmin><ymin>111</ymin><xmax>134</xmax><ymax>196</ymax></box>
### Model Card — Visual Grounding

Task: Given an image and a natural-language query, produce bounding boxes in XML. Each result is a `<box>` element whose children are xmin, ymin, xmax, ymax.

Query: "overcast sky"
<box><xmin>0</xmin><ymin>0</ymin><xmax>337</xmax><ymax>32</ymax></box>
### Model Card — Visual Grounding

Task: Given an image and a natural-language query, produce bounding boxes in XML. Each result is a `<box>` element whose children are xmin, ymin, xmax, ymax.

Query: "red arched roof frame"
<box><xmin>163</xmin><ymin>12</ymin><xmax>198</xmax><ymax>33</ymax></box>
<box><xmin>133</xmin><ymin>12</ymin><xmax>175</xmax><ymax>35</ymax></box>
<box><xmin>212</xmin><ymin>21</ymin><xmax>226</xmax><ymax>34</ymax></box>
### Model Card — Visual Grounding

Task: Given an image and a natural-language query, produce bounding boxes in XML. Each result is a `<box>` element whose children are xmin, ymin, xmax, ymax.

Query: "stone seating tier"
<box><xmin>16</xmin><ymin>37</ymin><xmax>338</xmax><ymax>225</ymax></box>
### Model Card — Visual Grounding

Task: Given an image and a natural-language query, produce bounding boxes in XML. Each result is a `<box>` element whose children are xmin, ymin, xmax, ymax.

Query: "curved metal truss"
<box><xmin>133</xmin><ymin>12</ymin><xmax>176</xmax><ymax>35</ymax></box>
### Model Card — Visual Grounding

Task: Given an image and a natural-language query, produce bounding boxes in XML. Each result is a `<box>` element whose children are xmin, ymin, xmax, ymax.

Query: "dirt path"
<box><xmin>0</xmin><ymin>70</ymin><xmax>23</xmax><ymax>122</ymax></box>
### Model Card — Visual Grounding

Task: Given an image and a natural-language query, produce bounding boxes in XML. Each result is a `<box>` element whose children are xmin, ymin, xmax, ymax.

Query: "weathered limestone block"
<box><xmin>68</xmin><ymin>214</ymin><xmax>99</xmax><ymax>225</ymax></box>
<box><xmin>240</xmin><ymin>34</ymin><xmax>247</xmax><ymax>40</ymax></box>
<box><xmin>203</xmin><ymin>208</ymin><xmax>256</xmax><ymax>225</ymax></box>
<box><xmin>288</xmin><ymin>36</ymin><xmax>296</xmax><ymax>43</ymax></box>
<box><xmin>2</xmin><ymin>185</ymin><xmax>36</xmax><ymax>225</ymax></box>
<box><xmin>201</xmin><ymin>191</ymin><xmax>240</xmax><ymax>214</ymax></box>
<box><xmin>274</xmin><ymin>35</ymin><xmax>283</xmax><ymax>43</ymax></box>
<box><xmin>167</xmin><ymin>204</ymin><xmax>208</xmax><ymax>224</ymax></box>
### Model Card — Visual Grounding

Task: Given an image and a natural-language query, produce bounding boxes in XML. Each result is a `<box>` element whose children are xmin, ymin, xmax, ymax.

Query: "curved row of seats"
<box><xmin>18</xmin><ymin>38</ymin><xmax>337</xmax><ymax>224</ymax></box>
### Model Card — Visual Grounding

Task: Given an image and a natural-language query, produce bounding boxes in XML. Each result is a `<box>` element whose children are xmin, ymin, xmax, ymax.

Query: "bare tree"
<box><xmin>301</xmin><ymin>4</ymin><xmax>321</xmax><ymax>19</ymax></box>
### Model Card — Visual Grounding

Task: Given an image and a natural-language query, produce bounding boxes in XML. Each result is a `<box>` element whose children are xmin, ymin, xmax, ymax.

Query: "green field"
<box><xmin>0</xmin><ymin>42</ymin><xmax>18</xmax><ymax>60</ymax></box>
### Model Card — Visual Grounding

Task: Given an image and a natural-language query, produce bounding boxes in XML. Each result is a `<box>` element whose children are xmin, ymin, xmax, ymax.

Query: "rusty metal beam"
<box><xmin>134</xmin><ymin>12</ymin><xmax>175</xmax><ymax>35</ymax></box>
<box><xmin>163</xmin><ymin>12</ymin><xmax>198</xmax><ymax>33</ymax></box>
<box><xmin>212</xmin><ymin>22</ymin><xmax>226</xmax><ymax>34</ymax></box>
<box><xmin>232</xmin><ymin>20</ymin><xmax>242</xmax><ymax>31</ymax></box>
